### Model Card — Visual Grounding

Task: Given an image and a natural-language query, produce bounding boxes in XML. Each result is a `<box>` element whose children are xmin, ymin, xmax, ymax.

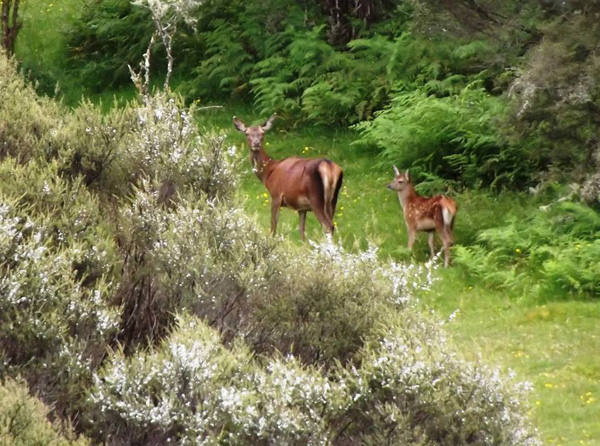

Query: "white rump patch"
<box><xmin>442</xmin><ymin>207</ymin><xmax>453</xmax><ymax>226</ymax></box>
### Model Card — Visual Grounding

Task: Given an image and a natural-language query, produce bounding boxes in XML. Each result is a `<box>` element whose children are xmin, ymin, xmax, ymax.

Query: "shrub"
<box><xmin>506</xmin><ymin>10</ymin><xmax>600</xmax><ymax>176</ymax></box>
<box><xmin>0</xmin><ymin>197</ymin><xmax>120</xmax><ymax>420</ymax></box>
<box><xmin>52</xmin><ymin>100</ymin><xmax>137</xmax><ymax>195</ymax></box>
<box><xmin>0</xmin><ymin>52</ymin><xmax>63</xmax><ymax>162</ymax></box>
<box><xmin>0</xmin><ymin>157</ymin><xmax>121</xmax><ymax>284</ymax></box>
<box><xmin>112</xmin><ymin>178</ymin><xmax>257</xmax><ymax>349</ymax></box>
<box><xmin>89</xmin><ymin>314</ymin><xmax>347</xmax><ymax>445</ymax></box>
<box><xmin>337</xmin><ymin>322</ymin><xmax>540</xmax><ymax>445</ymax></box>
<box><xmin>127</xmin><ymin>93</ymin><xmax>239</xmax><ymax>200</ymax></box>
<box><xmin>88</xmin><ymin>313</ymin><xmax>540</xmax><ymax>445</ymax></box>
<box><xmin>454</xmin><ymin>201</ymin><xmax>600</xmax><ymax>298</ymax></box>
<box><xmin>0</xmin><ymin>378</ymin><xmax>89</xmax><ymax>446</ymax></box>
<box><xmin>241</xmin><ymin>240</ymin><xmax>437</xmax><ymax>367</ymax></box>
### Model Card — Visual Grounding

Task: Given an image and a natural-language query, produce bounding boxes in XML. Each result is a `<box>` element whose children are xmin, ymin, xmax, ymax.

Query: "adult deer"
<box><xmin>233</xmin><ymin>113</ymin><xmax>343</xmax><ymax>241</ymax></box>
<box><xmin>387</xmin><ymin>166</ymin><xmax>457</xmax><ymax>267</ymax></box>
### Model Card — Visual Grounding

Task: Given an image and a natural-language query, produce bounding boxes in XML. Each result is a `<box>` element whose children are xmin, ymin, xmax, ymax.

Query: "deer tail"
<box><xmin>332</xmin><ymin>170</ymin><xmax>343</xmax><ymax>217</ymax></box>
<box><xmin>440</xmin><ymin>197</ymin><xmax>457</xmax><ymax>242</ymax></box>
<box><xmin>318</xmin><ymin>160</ymin><xmax>343</xmax><ymax>221</ymax></box>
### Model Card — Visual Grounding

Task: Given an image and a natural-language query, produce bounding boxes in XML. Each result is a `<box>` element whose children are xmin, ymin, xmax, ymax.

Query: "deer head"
<box><xmin>387</xmin><ymin>166</ymin><xmax>411</xmax><ymax>191</ymax></box>
<box><xmin>233</xmin><ymin>113</ymin><xmax>277</xmax><ymax>152</ymax></box>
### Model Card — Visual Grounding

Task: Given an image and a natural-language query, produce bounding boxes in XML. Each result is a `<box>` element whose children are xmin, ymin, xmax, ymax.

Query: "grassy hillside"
<box><xmin>5</xmin><ymin>0</ymin><xmax>600</xmax><ymax>445</ymax></box>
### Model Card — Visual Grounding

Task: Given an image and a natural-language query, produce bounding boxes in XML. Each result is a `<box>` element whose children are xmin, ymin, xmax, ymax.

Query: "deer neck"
<box><xmin>397</xmin><ymin>185</ymin><xmax>417</xmax><ymax>210</ymax></box>
<box><xmin>250</xmin><ymin>145</ymin><xmax>274</xmax><ymax>183</ymax></box>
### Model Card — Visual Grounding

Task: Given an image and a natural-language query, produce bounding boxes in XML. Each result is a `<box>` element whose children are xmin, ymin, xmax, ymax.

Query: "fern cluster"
<box><xmin>354</xmin><ymin>84</ymin><xmax>530</xmax><ymax>189</ymax></box>
<box><xmin>455</xmin><ymin>201</ymin><xmax>600</xmax><ymax>298</ymax></box>
<box><xmin>66</xmin><ymin>0</ymin><xmax>155</xmax><ymax>91</ymax></box>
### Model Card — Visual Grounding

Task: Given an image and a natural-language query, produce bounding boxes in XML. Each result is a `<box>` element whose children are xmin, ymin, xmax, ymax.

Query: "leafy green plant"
<box><xmin>455</xmin><ymin>201</ymin><xmax>600</xmax><ymax>298</ymax></box>
<box><xmin>65</xmin><ymin>0</ymin><xmax>154</xmax><ymax>91</ymax></box>
<box><xmin>354</xmin><ymin>85</ymin><xmax>529</xmax><ymax>189</ymax></box>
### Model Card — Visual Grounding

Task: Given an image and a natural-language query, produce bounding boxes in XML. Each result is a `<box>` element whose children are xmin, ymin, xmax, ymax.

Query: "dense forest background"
<box><xmin>19</xmin><ymin>0</ymin><xmax>600</xmax><ymax>196</ymax></box>
<box><xmin>1</xmin><ymin>0</ymin><xmax>600</xmax><ymax>445</ymax></box>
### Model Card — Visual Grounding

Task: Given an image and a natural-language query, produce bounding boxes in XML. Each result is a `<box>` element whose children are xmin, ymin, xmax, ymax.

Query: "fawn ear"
<box><xmin>393</xmin><ymin>165</ymin><xmax>400</xmax><ymax>176</ymax></box>
<box><xmin>233</xmin><ymin>116</ymin><xmax>246</xmax><ymax>132</ymax></box>
<box><xmin>405</xmin><ymin>169</ymin><xmax>410</xmax><ymax>181</ymax></box>
<box><xmin>261</xmin><ymin>113</ymin><xmax>277</xmax><ymax>131</ymax></box>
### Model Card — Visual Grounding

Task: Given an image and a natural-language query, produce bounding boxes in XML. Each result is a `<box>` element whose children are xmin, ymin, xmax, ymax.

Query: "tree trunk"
<box><xmin>1</xmin><ymin>0</ymin><xmax>21</xmax><ymax>55</ymax></box>
<box><xmin>322</xmin><ymin>0</ymin><xmax>381</xmax><ymax>45</ymax></box>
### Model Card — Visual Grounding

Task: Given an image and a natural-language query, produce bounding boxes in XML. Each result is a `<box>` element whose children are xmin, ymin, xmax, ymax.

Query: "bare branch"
<box><xmin>128</xmin><ymin>32</ymin><xmax>157</xmax><ymax>100</ymax></box>
<box><xmin>131</xmin><ymin>0</ymin><xmax>204</xmax><ymax>91</ymax></box>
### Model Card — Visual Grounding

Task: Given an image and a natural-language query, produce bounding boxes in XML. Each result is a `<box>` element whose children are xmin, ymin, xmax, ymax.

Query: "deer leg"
<box><xmin>270</xmin><ymin>199</ymin><xmax>281</xmax><ymax>236</ymax></box>
<box><xmin>442</xmin><ymin>236</ymin><xmax>451</xmax><ymax>268</ymax></box>
<box><xmin>314</xmin><ymin>208</ymin><xmax>335</xmax><ymax>234</ymax></box>
<box><xmin>434</xmin><ymin>220</ymin><xmax>451</xmax><ymax>267</ymax></box>
<box><xmin>298</xmin><ymin>210</ymin><xmax>307</xmax><ymax>241</ymax></box>
<box><xmin>407</xmin><ymin>227</ymin><xmax>417</xmax><ymax>252</ymax></box>
<box><xmin>438</xmin><ymin>227</ymin><xmax>452</xmax><ymax>268</ymax></box>
<box><xmin>308</xmin><ymin>193</ymin><xmax>335</xmax><ymax>235</ymax></box>
<box><xmin>427</xmin><ymin>231</ymin><xmax>436</xmax><ymax>258</ymax></box>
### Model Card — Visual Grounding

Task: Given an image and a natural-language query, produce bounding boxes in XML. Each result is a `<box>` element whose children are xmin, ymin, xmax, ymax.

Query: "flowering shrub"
<box><xmin>128</xmin><ymin>93</ymin><xmax>239</xmax><ymax>201</ymax></box>
<box><xmin>112</xmin><ymin>176</ymin><xmax>272</xmax><ymax>349</ymax></box>
<box><xmin>0</xmin><ymin>378</ymin><xmax>89</xmax><ymax>446</ymax></box>
<box><xmin>241</xmin><ymin>239</ymin><xmax>438</xmax><ymax>366</ymax></box>
<box><xmin>89</xmin><ymin>315</ymin><xmax>345</xmax><ymax>445</ymax></box>
<box><xmin>52</xmin><ymin>100</ymin><xmax>137</xmax><ymax>196</ymax></box>
<box><xmin>89</xmin><ymin>313</ymin><xmax>540</xmax><ymax>446</ymax></box>
<box><xmin>0</xmin><ymin>197</ymin><xmax>120</xmax><ymax>419</ymax></box>
<box><xmin>338</xmin><ymin>324</ymin><xmax>540</xmax><ymax>445</ymax></box>
<box><xmin>0</xmin><ymin>52</ymin><xmax>63</xmax><ymax>161</ymax></box>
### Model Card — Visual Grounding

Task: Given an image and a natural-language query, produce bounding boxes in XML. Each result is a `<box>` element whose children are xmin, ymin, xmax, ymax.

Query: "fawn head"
<box><xmin>387</xmin><ymin>166</ymin><xmax>411</xmax><ymax>191</ymax></box>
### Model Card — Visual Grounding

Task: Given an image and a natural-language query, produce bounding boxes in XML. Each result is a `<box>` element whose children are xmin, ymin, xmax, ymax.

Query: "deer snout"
<box><xmin>248</xmin><ymin>138</ymin><xmax>262</xmax><ymax>150</ymax></box>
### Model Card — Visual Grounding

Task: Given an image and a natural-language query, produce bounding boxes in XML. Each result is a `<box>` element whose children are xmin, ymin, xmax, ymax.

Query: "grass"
<box><xmin>422</xmin><ymin>281</ymin><xmax>600</xmax><ymax>446</ymax></box>
<box><xmin>15</xmin><ymin>0</ymin><xmax>85</xmax><ymax>100</ymax></box>
<box><xmin>11</xmin><ymin>6</ymin><xmax>600</xmax><ymax>445</ymax></box>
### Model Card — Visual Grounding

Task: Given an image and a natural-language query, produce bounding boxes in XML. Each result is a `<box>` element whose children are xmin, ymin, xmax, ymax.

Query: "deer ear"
<box><xmin>233</xmin><ymin>116</ymin><xmax>246</xmax><ymax>132</ymax></box>
<box><xmin>261</xmin><ymin>113</ymin><xmax>277</xmax><ymax>131</ymax></box>
<box><xmin>405</xmin><ymin>169</ymin><xmax>410</xmax><ymax>181</ymax></box>
<box><xmin>393</xmin><ymin>165</ymin><xmax>400</xmax><ymax>176</ymax></box>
